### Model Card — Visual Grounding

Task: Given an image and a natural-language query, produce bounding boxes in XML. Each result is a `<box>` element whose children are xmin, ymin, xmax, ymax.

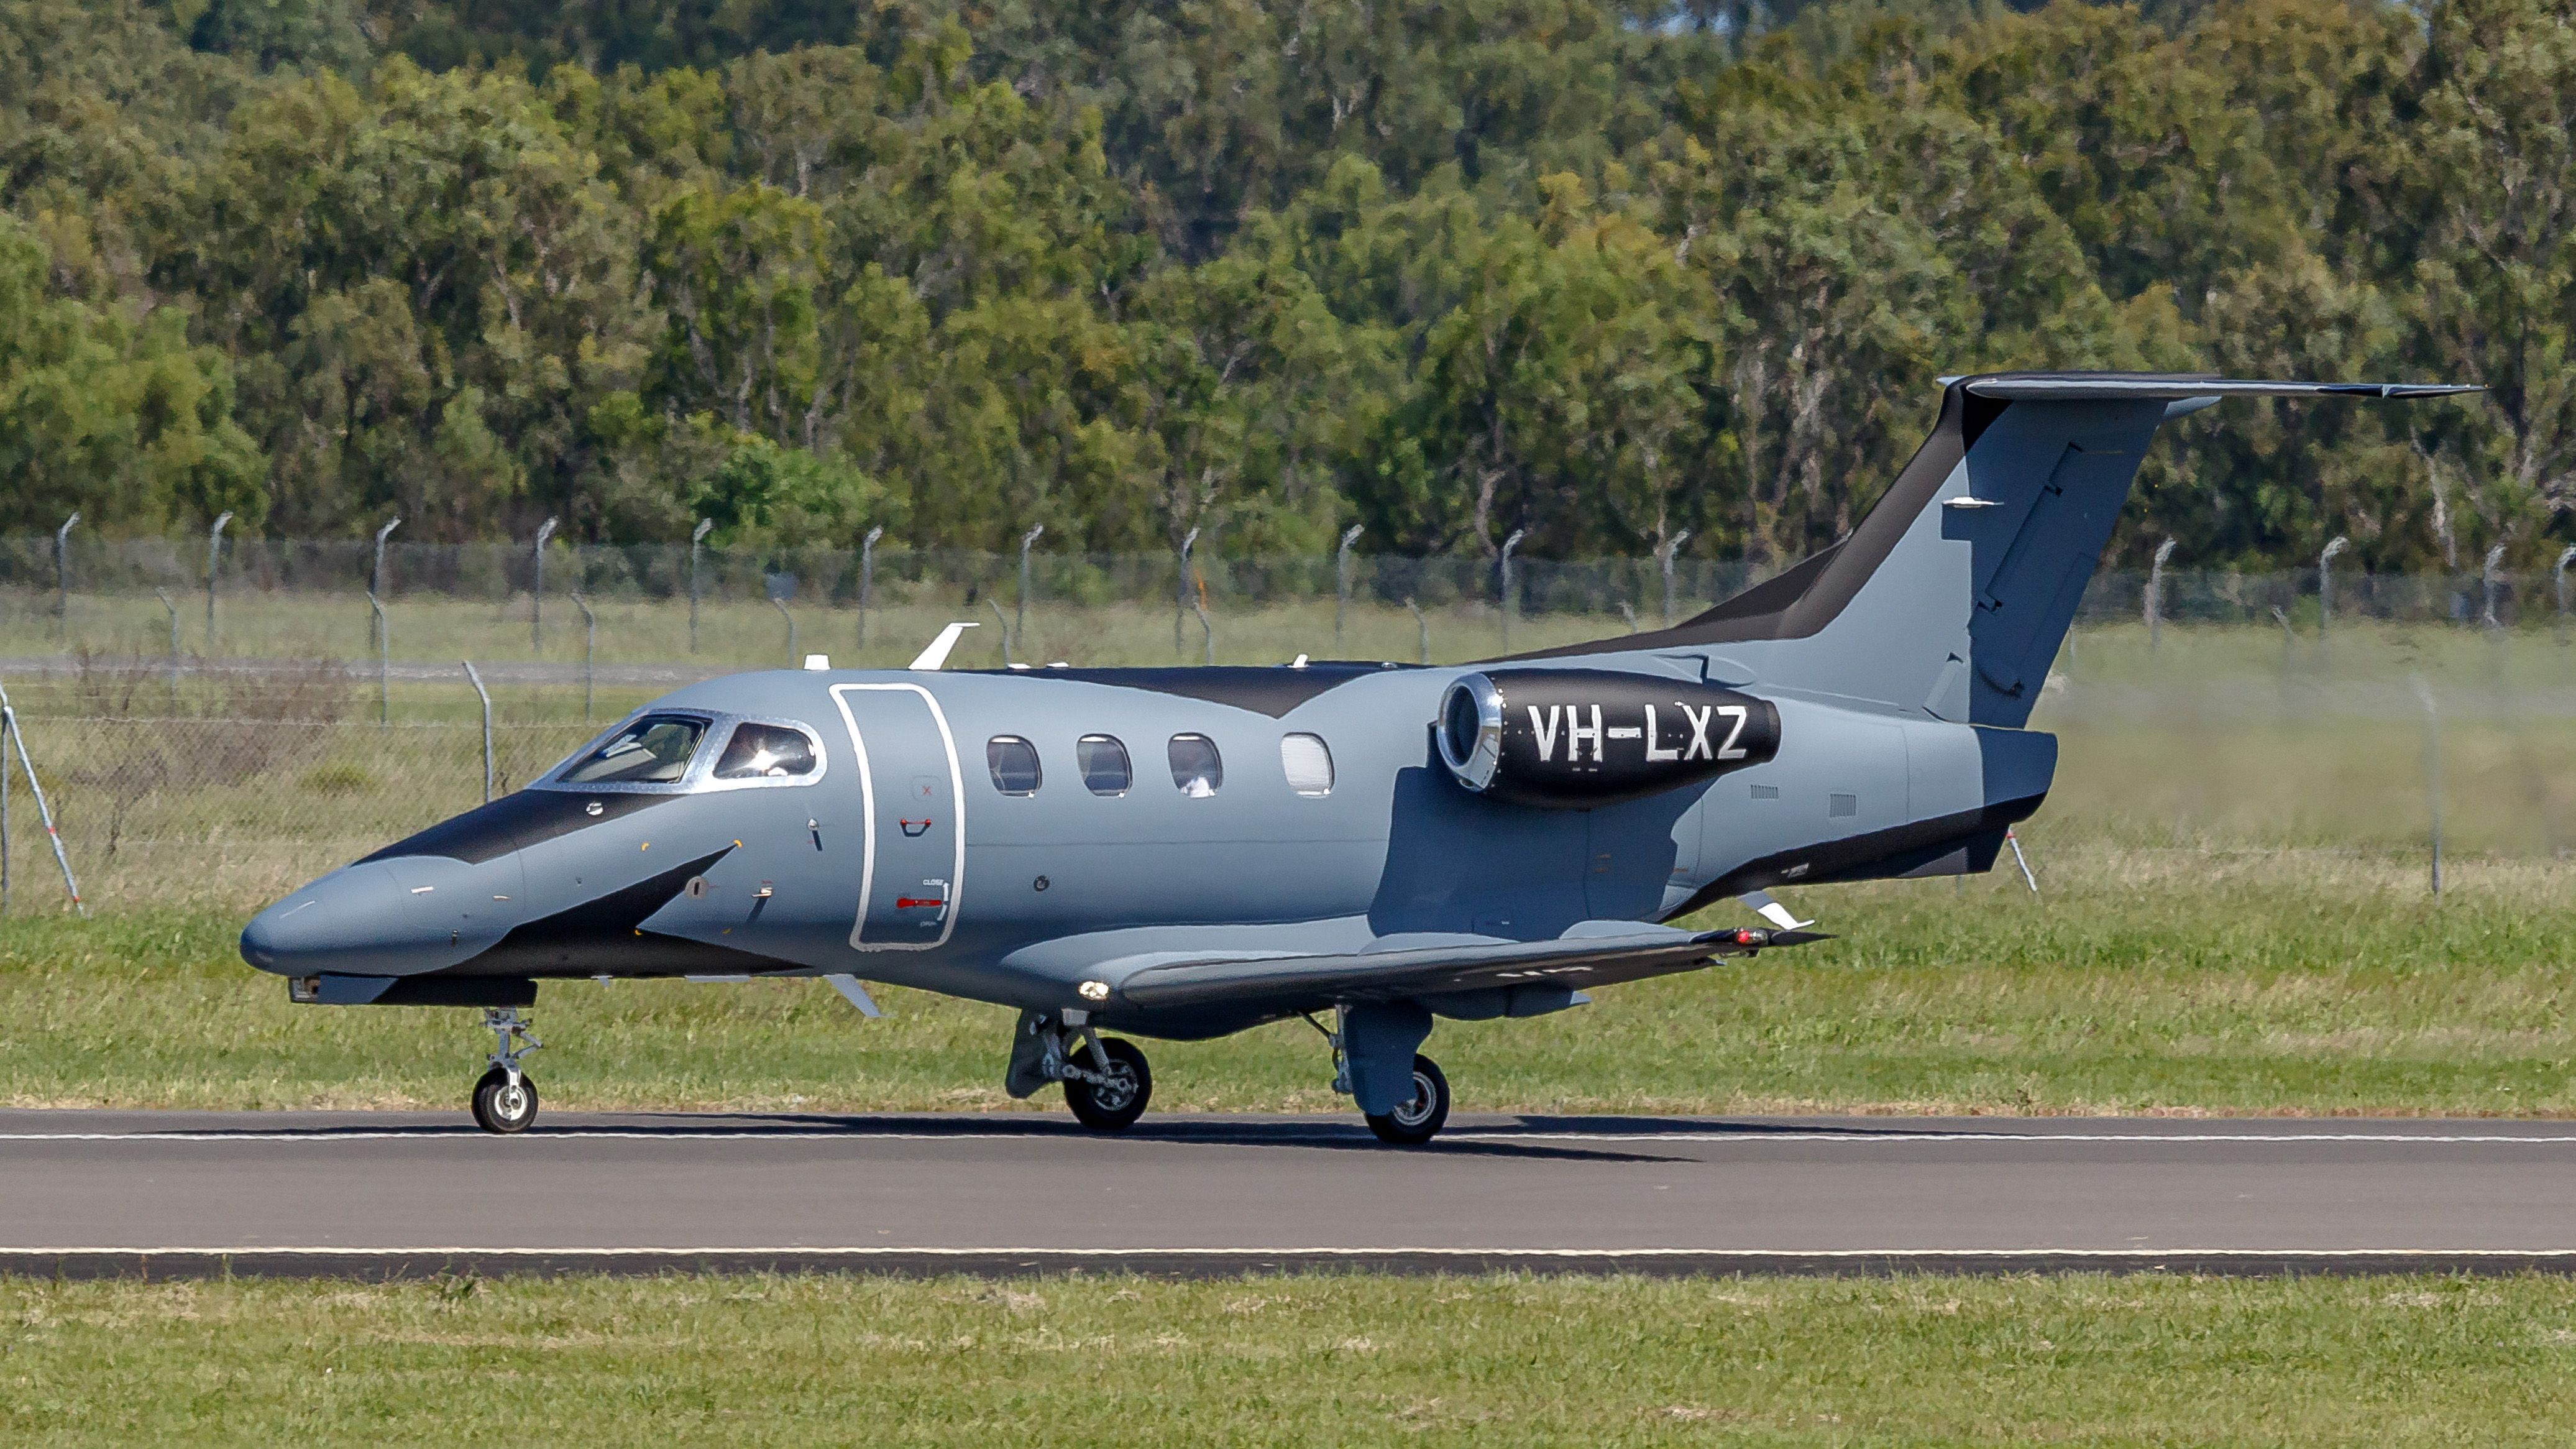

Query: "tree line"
<box><xmin>0</xmin><ymin>0</ymin><xmax>2561</xmax><ymax>572</ymax></box>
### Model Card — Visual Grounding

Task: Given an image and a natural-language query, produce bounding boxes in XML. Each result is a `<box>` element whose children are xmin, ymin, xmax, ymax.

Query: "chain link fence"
<box><xmin>7</xmin><ymin>535</ymin><xmax>2576</xmax><ymax>671</ymax></box>
<box><xmin>6</xmin><ymin>543</ymin><xmax>2576</xmax><ymax>913</ymax></box>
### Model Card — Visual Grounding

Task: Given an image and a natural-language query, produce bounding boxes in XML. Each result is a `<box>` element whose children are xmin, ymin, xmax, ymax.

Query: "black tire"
<box><xmin>1364</xmin><ymin>1054</ymin><xmax>1450</xmax><ymax>1146</ymax></box>
<box><xmin>471</xmin><ymin>1065</ymin><xmax>539</xmax><ymax>1134</ymax></box>
<box><xmin>1063</xmin><ymin>1037</ymin><xmax>1152</xmax><ymax>1133</ymax></box>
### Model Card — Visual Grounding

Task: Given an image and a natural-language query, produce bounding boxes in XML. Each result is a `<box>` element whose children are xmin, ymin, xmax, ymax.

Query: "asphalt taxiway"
<box><xmin>5</xmin><ymin>1110</ymin><xmax>2572</xmax><ymax>1278</ymax></box>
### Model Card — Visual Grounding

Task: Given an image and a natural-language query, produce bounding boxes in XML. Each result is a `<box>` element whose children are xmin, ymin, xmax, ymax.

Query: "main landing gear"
<box><xmin>1314</xmin><ymin>1006</ymin><xmax>1453</xmax><ymax>1145</ymax></box>
<box><xmin>1063</xmin><ymin>1036</ymin><xmax>1152</xmax><ymax>1133</ymax></box>
<box><xmin>470</xmin><ymin>1007</ymin><xmax>542</xmax><ymax>1134</ymax></box>
<box><xmin>1364</xmin><ymin>1054</ymin><xmax>1451</xmax><ymax>1146</ymax></box>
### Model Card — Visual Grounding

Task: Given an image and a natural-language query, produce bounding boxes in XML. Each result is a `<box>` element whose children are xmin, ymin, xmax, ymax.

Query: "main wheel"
<box><xmin>1063</xmin><ymin>1037</ymin><xmax>1152</xmax><ymax>1133</ymax></box>
<box><xmin>1364</xmin><ymin>1054</ymin><xmax>1449</xmax><ymax>1146</ymax></box>
<box><xmin>471</xmin><ymin>1065</ymin><xmax>539</xmax><ymax>1134</ymax></box>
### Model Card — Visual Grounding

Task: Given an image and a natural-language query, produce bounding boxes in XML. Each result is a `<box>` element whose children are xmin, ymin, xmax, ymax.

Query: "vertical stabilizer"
<box><xmin>1512</xmin><ymin>373</ymin><xmax>2477</xmax><ymax>727</ymax></box>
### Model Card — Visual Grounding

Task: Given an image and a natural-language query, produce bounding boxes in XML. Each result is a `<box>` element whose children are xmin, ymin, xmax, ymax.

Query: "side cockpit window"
<box><xmin>714</xmin><ymin>722</ymin><xmax>818</xmax><ymax>780</ymax></box>
<box><xmin>988</xmin><ymin>736</ymin><xmax>1042</xmax><ymax>795</ymax></box>
<box><xmin>559</xmin><ymin>715</ymin><xmax>707</xmax><ymax>785</ymax></box>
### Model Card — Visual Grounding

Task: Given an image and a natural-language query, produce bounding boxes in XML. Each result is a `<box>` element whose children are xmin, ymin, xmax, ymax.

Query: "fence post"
<box><xmin>572</xmin><ymin>591</ymin><xmax>597</xmax><ymax>720</ymax></box>
<box><xmin>1406</xmin><ymin>597</ymin><xmax>1428</xmax><ymax>665</ymax></box>
<box><xmin>2319</xmin><ymin>536</ymin><xmax>2347</xmax><ymax>640</ymax></box>
<box><xmin>204</xmin><ymin>511</ymin><xmax>231</xmax><ymax>655</ymax></box>
<box><xmin>531</xmin><ymin>517</ymin><xmax>558</xmax><ymax>651</ymax></box>
<box><xmin>1499</xmin><ymin>528</ymin><xmax>1526</xmax><ymax>653</ymax></box>
<box><xmin>1335</xmin><ymin>524</ymin><xmax>1363</xmax><ymax>653</ymax></box>
<box><xmin>154</xmin><ymin>587</ymin><xmax>178</xmax><ymax>662</ymax></box>
<box><xmin>771</xmin><ymin>595</ymin><xmax>797</xmax><ymax>666</ymax></box>
<box><xmin>369</xmin><ymin>517</ymin><xmax>401</xmax><ymax>650</ymax></box>
<box><xmin>2414</xmin><ymin>675</ymin><xmax>2442</xmax><ymax>898</ymax></box>
<box><xmin>1659</xmin><ymin>530</ymin><xmax>1692</xmax><ymax>628</ymax></box>
<box><xmin>2147</xmin><ymin>538</ymin><xmax>2176</xmax><ymax>650</ymax></box>
<box><xmin>988</xmin><ymin>599</ymin><xmax>1014</xmax><ymax>665</ymax></box>
<box><xmin>2482</xmin><ymin>543</ymin><xmax>2506</xmax><ymax>629</ymax></box>
<box><xmin>1175</xmin><ymin>527</ymin><xmax>1199</xmax><ymax>656</ymax></box>
<box><xmin>858</xmin><ymin>525</ymin><xmax>882</xmax><ymax>649</ymax></box>
<box><xmin>1016</xmin><ymin>523</ymin><xmax>1043</xmax><ymax>654</ymax></box>
<box><xmin>689</xmin><ymin>518</ymin><xmax>713</xmax><ymax>653</ymax></box>
<box><xmin>52</xmin><ymin>512</ymin><xmax>76</xmax><ymax>643</ymax></box>
<box><xmin>0</xmin><ymin>683</ymin><xmax>84</xmax><ymax>916</ymax></box>
<box><xmin>370</xmin><ymin>592</ymin><xmax>390</xmax><ymax>725</ymax></box>
<box><xmin>464</xmin><ymin>661</ymin><xmax>494</xmax><ymax>804</ymax></box>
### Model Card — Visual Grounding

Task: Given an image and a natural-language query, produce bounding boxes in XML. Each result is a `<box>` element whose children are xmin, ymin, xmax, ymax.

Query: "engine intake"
<box><xmin>1436</xmin><ymin>669</ymin><xmax>1781</xmax><ymax>809</ymax></box>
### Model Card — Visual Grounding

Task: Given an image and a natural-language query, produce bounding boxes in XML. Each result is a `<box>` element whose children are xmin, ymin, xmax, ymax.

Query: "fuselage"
<box><xmin>241</xmin><ymin>654</ymin><xmax>2054</xmax><ymax>1035</ymax></box>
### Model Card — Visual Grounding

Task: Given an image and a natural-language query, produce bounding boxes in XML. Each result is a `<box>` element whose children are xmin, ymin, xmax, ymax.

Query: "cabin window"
<box><xmin>1076</xmin><ymin>735</ymin><xmax>1132</xmax><ymax>795</ymax></box>
<box><xmin>987</xmin><ymin>736</ymin><xmax>1042</xmax><ymax>795</ymax></box>
<box><xmin>1280</xmin><ymin>734</ymin><xmax>1334</xmax><ymax>796</ymax></box>
<box><xmin>1168</xmin><ymin>734</ymin><xmax>1224</xmax><ymax>797</ymax></box>
<box><xmin>713</xmin><ymin>722</ymin><xmax>818</xmax><ymax>780</ymax></box>
<box><xmin>559</xmin><ymin>715</ymin><xmax>706</xmax><ymax>785</ymax></box>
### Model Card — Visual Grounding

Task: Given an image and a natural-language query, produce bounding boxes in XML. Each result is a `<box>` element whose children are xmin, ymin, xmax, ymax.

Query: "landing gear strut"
<box><xmin>470</xmin><ymin>1007</ymin><xmax>541</xmax><ymax>1134</ymax></box>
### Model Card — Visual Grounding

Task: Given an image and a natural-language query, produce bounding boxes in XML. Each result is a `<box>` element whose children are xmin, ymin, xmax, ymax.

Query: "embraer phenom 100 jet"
<box><xmin>242</xmin><ymin>374</ymin><xmax>2473</xmax><ymax>1141</ymax></box>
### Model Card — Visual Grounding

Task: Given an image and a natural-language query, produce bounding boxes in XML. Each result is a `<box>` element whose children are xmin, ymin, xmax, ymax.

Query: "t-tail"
<box><xmin>1521</xmin><ymin>371</ymin><xmax>2477</xmax><ymax>725</ymax></box>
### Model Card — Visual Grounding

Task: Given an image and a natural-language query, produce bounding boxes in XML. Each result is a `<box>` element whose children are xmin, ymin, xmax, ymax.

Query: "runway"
<box><xmin>6</xmin><ymin>1110</ymin><xmax>2574</xmax><ymax>1278</ymax></box>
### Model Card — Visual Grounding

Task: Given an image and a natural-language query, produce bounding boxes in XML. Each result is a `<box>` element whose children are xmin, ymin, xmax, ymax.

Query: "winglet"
<box><xmin>1738</xmin><ymin>890</ymin><xmax>1815</xmax><ymax>932</ymax></box>
<box><xmin>909</xmin><ymin>622</ymin><xmax>979</xmax><ymax>671</ymax></box>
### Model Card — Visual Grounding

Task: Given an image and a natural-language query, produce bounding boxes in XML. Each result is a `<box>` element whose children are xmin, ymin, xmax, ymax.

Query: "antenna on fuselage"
<box><xmin>908</xmin><ymin>621</ymin><xmax>980</xmax><ymax>671</ymax></box>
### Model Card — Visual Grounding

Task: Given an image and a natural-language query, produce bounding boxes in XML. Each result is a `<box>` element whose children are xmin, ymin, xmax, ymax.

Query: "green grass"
<box><xmin>4</xmin><ymin>1272</ymin><xmax>2572</xmax><ymax>1445</ymax></box>
<box><xmin>7</xmin><ymin>845</ymin><xmax>2573</xmax><ymax>1116</ymax></box>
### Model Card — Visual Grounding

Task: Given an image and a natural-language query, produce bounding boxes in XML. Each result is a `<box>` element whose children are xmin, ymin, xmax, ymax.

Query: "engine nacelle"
<box><xmin>1436</xmin><ymin>668</ymin><xmax>1782</xmax><ymax>809</ymax></box>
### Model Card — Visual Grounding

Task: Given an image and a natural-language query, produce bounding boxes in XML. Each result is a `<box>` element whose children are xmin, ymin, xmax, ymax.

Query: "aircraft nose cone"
<box><xmin>241</xmin><ymin>863</ymin><xmax>411</xmax><ymax>976</ymax></box>
<box><xmin>244</xmin><ymin>852</ymin><xmax>531</xmax><ymax>977</ymax></box>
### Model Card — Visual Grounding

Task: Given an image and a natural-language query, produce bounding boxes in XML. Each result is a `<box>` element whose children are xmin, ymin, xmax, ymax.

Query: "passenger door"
<box><xmin>829</xmin><ymin>683</ymin><xmax>965</xmax><ymax>950</ymax></box>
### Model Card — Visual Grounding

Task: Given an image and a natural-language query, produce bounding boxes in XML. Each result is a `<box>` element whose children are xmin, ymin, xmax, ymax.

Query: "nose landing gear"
<box><xmin>470</xmin><ymin>1007</ymin><xmax>542</xmax><ymax>1134</ymax></box>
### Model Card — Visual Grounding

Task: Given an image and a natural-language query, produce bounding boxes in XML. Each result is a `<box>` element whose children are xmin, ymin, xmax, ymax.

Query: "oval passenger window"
<box><xmin>1076</xmin><ymin>735</ymin><xmax>1132</xmax><ymax>795</ymax></box>
<box><xmin>1168</xmin><ymin>734</ymin><xmax>1223</xmax><ymax>797</ymax></box>
<box><xmin>1280</xmin><ymin>733</ymin><xmax>1334</xmax><ymax>796</ymax></box>
<box><xmin>987</xmin><ymin>736</ymin><xmax>1042</xmax><ymax>795</ymax></box>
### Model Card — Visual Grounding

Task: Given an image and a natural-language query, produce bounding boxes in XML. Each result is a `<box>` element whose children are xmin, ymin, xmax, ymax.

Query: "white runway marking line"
<box><xmin>4</xmin><ymin>1128</ymin><xmax>2576</xmax><ymax>1146</ymax></box>
<box><xmin>9</xmin><ymin>1245</ymin><xmax>2576</xmax><ymax>1260</ymax></box>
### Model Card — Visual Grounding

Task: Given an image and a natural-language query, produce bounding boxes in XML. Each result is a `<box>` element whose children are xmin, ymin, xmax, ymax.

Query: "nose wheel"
<box><xmin>470</xmin><ymin>1008</ymin><xmax>542</xmax><ymax>1134</ymax></box>
<box><xmin>472</xmin><ymin>1066</ymin><xmax>539</xmax><ymax>1133</ymax></box>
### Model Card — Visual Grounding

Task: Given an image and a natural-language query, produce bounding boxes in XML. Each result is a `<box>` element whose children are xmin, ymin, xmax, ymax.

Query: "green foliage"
<box><xmin>0</xmin><ymin>0</ymin><xmax>2567</xmax><ymax>569</ymax></box>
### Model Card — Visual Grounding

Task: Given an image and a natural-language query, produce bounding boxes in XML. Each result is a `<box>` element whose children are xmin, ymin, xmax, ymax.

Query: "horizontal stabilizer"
<box><xmin>1948</xmin><ymin>374</ymin><xmax>2480</xmax><ymax>402</ymax></box>
<box><xmin>1107</xmin><ymin>924</ymin><xmax>1819</xmax><ymax>1017</ymax></box>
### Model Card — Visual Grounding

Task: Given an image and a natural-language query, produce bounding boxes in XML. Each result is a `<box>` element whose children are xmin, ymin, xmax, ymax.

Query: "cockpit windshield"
<box><xmin>559</xmin><ymin>715</ymin><xmax>707</xmax><ymax>785</ymax></box>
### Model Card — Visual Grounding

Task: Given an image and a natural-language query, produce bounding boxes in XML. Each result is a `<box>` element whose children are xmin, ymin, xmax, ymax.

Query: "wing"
<box><xmin>1100</xmin><ymin>924</ymin><xmax>1820</xmax><ymax>1019</ymax></box>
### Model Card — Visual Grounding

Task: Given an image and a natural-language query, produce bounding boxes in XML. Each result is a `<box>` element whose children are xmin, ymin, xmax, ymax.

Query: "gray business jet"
<box><xmin>242</xmin><ymin>373</ymin><xmax>2472</xmax><ymax>1141</ymax></box>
